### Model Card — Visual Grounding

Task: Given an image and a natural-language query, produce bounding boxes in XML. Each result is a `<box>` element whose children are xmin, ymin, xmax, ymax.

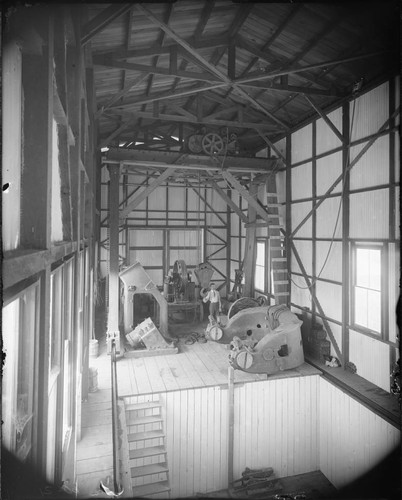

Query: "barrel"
<box><xmin>89</xmin><ymin>367</ymin><xmax>98</xmax><ymax>392</ymax></box>
<box><xmin>89</xmin><ymin>339</ymin><xmax>99</xmax><ymax>357</ymax></box>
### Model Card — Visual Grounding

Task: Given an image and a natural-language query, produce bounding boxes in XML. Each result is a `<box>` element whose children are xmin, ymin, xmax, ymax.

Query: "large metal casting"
<box><xmin>207</xmin><ymin>303</ymin><xmax>304</xmax><ymax>375</ymax></box>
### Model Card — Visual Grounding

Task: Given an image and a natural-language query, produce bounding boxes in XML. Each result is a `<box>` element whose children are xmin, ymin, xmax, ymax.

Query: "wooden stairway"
<box><xmin>121</xmin><ymin>397</ymin><xmax>171</xmax><ymax>498</ymax></box>
<box><xmin>266</xmin><ymin>178</ymin><xmax>289</xmax><ymax>306</ymax></box>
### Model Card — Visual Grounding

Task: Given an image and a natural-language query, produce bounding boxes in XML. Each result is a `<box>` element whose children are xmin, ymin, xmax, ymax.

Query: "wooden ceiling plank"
<box><xmin>228</xmin><ymin>40</ymin><xmax>236</xmax><ymax>80</ymax></box>
<box><xmin>303</xmin><ymin>95</ymin><xmax>345</xmax><ymax>144</ymax></box>
<box><xmin>194</xmin><ymin>0</ymin><xmax>216</xmax><ymax>39</ymax></box>
<box><xmin>81</xmin><ymin>4</ymin><xmax>133</xmax><ymax>46</ymax></box>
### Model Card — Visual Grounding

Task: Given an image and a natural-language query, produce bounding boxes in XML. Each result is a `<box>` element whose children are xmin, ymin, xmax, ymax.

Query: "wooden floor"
<box><xmin>76</xmin><ymin>318</ymin><xmax>321</xmax><ymax>497</ymax></box>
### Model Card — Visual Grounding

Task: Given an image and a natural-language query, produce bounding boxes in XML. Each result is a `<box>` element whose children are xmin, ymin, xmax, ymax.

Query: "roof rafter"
<box><xmin>81</xmin><ymin>4</ymin><xmax>133</xmax><ymax>46</ymax></box>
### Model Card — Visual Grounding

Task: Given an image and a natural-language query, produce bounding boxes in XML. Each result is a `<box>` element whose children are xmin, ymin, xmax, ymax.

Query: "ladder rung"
<box><xmin>274</xmin><ymin>280</ymin><xmax>289</xmax><ymax>285</ymax></box>
<box><xmin>270</xmin><ymin>235</ymin><xmax>285</xmax><ymax>239</ymax></box>
<box><xmin>266</xmin><ymin>192</ymin><xmax>278</xmax><ymax>197</ymax></box>
<box><xmin>133</xmin><ymin>481</ymin><xmax>171</xmax><ymax>497</ymax></box>
<box><xmin>272</xmin><ymin>269</ymin><xmax>287</xmax><ymax>273</ymax></box>
<box><xmin>272</xmin><ymin>258</ymin><xmax>287</xmax><ymax>262</ymax></box>
<box><xmin>130</xmin><ymin>462</ymin><xmax>169</xmax><ymax>478</ymax></box>
<box><xmin>275</xmin><ymin>292</ymin><xmax>290</xmax><ymax>296</ymax></box>
<box><xmin>125</xmin><ymin>401</ymin><xmax>161</xmax><ymax>411</ymax></box>
<box><xmin>129</xmin><ymin>445</ymin><xmax>167</xmax><ymax>460</ymax></box>
<box><xmin>267</xmin><ymin>203</ymin><xmax>280</xmax><ymax>207</ymax></box>
<box><xmin>128</xmin><ymin>430</ymin><xmax>165</xmax><ymax>442</ymax></box>
<box><xmin>127</xmin><ymin>415</ymin><xmax>163</xmax><ymax>426</ymax></box>
<box><xmin>268</xmin><ymin>225</ymin><xmax>281</xmax><ymax>229</ymax></box>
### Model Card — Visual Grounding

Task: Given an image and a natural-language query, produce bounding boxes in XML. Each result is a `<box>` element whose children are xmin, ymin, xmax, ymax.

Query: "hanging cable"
<box><xmin>290</xmin><ymin>98</ymin><xmax>357</xmax><ymax>290</ymax></box>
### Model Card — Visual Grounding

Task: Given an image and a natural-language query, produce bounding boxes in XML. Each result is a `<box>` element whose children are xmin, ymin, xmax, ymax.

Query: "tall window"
<box><xmin>254</xmin><ymin>239</ymin><xmax>267</xmax><ymax>292</ymax></box>
<box><xmin>353</xmin><ymin>246</ymin><xmax>382</xmax><ymax>334</ymax></box>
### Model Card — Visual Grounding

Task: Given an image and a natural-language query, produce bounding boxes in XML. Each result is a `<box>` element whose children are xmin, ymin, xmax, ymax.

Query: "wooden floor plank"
<box><xmin>153</xmin><ymin>354</ymin><xmax>181</xmax><ymax>392</ymax></box>
<box><xmin>132</xmin><ymin>357</ymin><xmax>153</xmax><ymax>395</ymax></box>
<box><xmin>144</xmin><ymin>356</ymin><xmax>169</xmax><ymax>393</ymax></box>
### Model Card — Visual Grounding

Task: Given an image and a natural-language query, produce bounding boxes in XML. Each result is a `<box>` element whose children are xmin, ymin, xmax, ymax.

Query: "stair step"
<box><xmin>266</xmin><ymin>192</ymin><xmax>278</xmax><ymax>197</ymax></box>
<box><xmin>129</xmin><ymin>445</ymin><xmax>167</xmax><ymax>460</ymax></box>
<box><xmin>270</xmin><ymin>235</ymin><xmax>285</xmax><ymax>239</ymax></box>
<box><xmin>125</xmin><ymin>401</ymin><xmax>162</xmax><ymax>411</ymax></box>
<box><xmin>128</xmin><ymin>430</ymin><xmax>165</xmax><ymax>442</ymax></box>
<box><xmin>132</xmin><ymin>480</ymin><xmax>170</xmax><ymax>498</ymax></box>
<box><xmin>272</xmin><ymin>268</ymin><xmax>287</xmax><ymax>273</ymax></box>
<box><xmin>273</xmin><ymin>280</ymin><xmax>289</xmax><ymax>285</ymax></box>
<box><xmin>130</xmin><ymin>462</ymin><xmax>169</xmax><ymax>478</ymax></box>
<box><xmin>267</xmin><ymin>203</ymin><xmax>280</xmax><ymax>207</ymax></box>
<box><xmin>126</xmin><ymin>415</ymin><xmax>163</xmax><ymax>426</ymax></box>
<box><xmin>272</xmin><ymin>257</ymin><xmax>287</xmax><ymax>262</ymax></box>
<box><xmin>274</xmin><ymin>292</ymin><xmax>290</xmax><ymax>296</ymax></box>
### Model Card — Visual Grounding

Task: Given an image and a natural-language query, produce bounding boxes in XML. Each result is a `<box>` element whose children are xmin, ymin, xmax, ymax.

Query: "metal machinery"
<box><xmin>163</xmin><ymin>259</ymin><xmax>196</xmax><ymax>302</ymax></box>
<box><xmin>207</xmin><ymin>301</ymin><xmax>304</xmax><ymax>375</ymax></box>
<box><xmin>187</xmin><ymin>127</ymin><xmax>240</xmax><ymax>156</ymax></box>
<box><xmin>119</xmin><ymin>262</ymin><xmax>177</xmax><ymax>356</ymax></box>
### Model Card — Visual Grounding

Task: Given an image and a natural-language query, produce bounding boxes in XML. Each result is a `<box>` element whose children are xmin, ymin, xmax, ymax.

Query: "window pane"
<box><xmin>369</xmin><ymin>249</ymin><xmax>381</xmax><ymax>291</ymax></box>
<box><xmin>256</xmin><ymin>241</ymin><xmax>265</xmax><ymax>266</ymax></box>
<box><xmin>367</xmin><ymin>289</ymin><xmax>381</xmax><ymax>332</ymax></box>
<box><xmin>354</xmin><ymin>286</ymin><xmax>368</xmax><ymax>327</ymax></box>
<box><xmin>255</xmin><ymin>266</ymin><xmax>265</xmax><ymax>291</ymax></box>
<box><xmin>356</xmin><ymin>248</ymin><xmax>369</xmax><ymax>287</ymax></box>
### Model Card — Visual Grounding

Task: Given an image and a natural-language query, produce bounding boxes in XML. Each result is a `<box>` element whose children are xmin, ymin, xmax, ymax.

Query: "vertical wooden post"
<box><xmin>285</xmin><ymin>134</ymin><xmax>292</xmax><ymax>307</ymax></box>
<box><xmin>226</xmin><ymin>187</ymin><xmax>232</xmax><ymax>296</ymax></box>
<box><xmin>107</xmin><ymin>163</ymin><xmax>121</xmax><ymax>354</ymax></box>
<box><xmin>243</xmin><ymin>181</ymin><xmax>257</xmax><ymax>296</ymax></box>
<box><xmin>227</xmin><ymin>366</ymin><xmax>235</xmax><ymax>490</ymax></box>
<box><xmin>20</xmin><ymin>11</ymin><xmax>54</xmax><ymax>475</ymax></box>
<box><xmin>312</xmin><ymin>121</ymin><xmax>317</xmax><ymax>322</ymax></box>
<box><xmin>342</xmin><ymin>102</ymin><xmax>350</xmax><ymax>368</ymax></box>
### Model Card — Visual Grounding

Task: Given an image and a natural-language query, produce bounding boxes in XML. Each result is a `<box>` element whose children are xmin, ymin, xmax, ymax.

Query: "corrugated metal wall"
<box><xmin>319</xmin><ymin>379</ymin><xmax>400</xmax><ymax>489</ymax></box>
<box><xmin>289</xmin><ymin>77</ymin><xmax>399</xmax><ymax>394</ymax></box>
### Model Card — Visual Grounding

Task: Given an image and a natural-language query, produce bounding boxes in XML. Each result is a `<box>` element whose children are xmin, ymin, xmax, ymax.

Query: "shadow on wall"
<box><xmin>334</xmin><ymin>446</ymin><xmax>401</xmax><ymax>500</ymax></box>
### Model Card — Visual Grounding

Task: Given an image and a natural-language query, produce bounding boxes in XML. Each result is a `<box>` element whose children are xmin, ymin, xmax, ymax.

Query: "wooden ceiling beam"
<box><xmin>303</xmin><ymin>95</ymin><xmax>346</xmax><ymax>144</ymax></box>
<box><xmin>92</xmin><ymin>56</ymin><xmax>221</xmax><ymax>83</ymax></box>
<box><xmin>135</xmin><ymin>3</ymin><xmax>289</xmax><ymax>131</ymax></box>
<box><xmin>120</xmin><ymin>167</ymin><xmax>177</xmax><ymax>220</ymax></box>
<box><xmin>81</xmin><ymin>4</ymin><xmax>133</xmax><ymax>46</ymax></box>
<box><xmin>106</xmin><ymin>109</ymin><xmax>278</xmax><ymax>131</ymax></box>
<box><xmin>255</xmin><ymin>130</ymin><xmax>286</xmax><ymax>162</ymax></box>
<box><xmin>96</xmin><ymin>72</ymin><xmax>149</xmax><ymax>118</ymax></box>
<box><xmin>93</xmin><ymin>36</ymin><xmax>230</xmax><ymax>60</ymax></box>
<box><xmin>99</xmin><ymin>119</ymin><xmax>132</xmax><ymax>149</ymax></box>
<box><xmin>239</xmin><ymin>81</ymin><xmax>341</xmax><ymax>97</ymax></box>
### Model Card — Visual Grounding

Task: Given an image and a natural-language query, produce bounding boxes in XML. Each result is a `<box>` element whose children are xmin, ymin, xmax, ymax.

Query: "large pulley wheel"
<box><xmin>202</xmin><ymin>133</ymin><xmax>224</xmax><ymax>155</ymax></box>
<box><xmin>187</xmin><ymin>134</ymin><xmax>203</xmax><ymax>153</ymax></box>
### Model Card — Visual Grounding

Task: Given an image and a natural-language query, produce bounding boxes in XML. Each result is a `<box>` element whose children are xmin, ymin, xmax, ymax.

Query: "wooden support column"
<box><xmin>227</xmin><ymin>366</ymin><xmax>235</xmax><ymax>489</ymax></box>
<box><xmin>341</xmin><ymin>102</ymin><xmax>350</xmax><ymax>367</ymax></box>
<box><xmin>243</xmin><ymin>182</ymin><xmax>257</xmax><ymax>297</ymax></box>
<box><xmin>226</xmin><ymin>187</ymin><xmax>232</xmax><ymax>296</ymax></box>
<box><xmin>285</xmin><ymin>134</ymin><xmax>292</xmax><ymax>307</ymax></box>
<box><xmin>107</xmin><ymin>163</ymin><xmax>121</xmax><ymax>354</ymax></box>
<box><xmin>311</xmin><ymin>122</ymin><xmax>317</xmax><ymax>321</ymax></box>
<box><xmin>20</xmin><ymin>13</ymin><xmax>54</xmax><ymax>475</ymax></box>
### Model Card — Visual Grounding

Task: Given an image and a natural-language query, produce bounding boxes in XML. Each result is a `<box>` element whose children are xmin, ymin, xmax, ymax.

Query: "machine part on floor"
<box><xmin>227</xmin><ymin>268</ymin><xmax>244</xmax><ymax>302</ymax></box>
<box><xmin>232</xmin><ymin>467</ymin><xmax>282</xmax><ymax>498</ymax></box>
<box><xmin>207</xmin><ymin>304</ymin><xmax>304</xmax><ymax>374</ymax></box>
<box><xmin>119</xmin><ymin>261</ymin><xmax>169</xmax><ymax>337</ymax></box>
<box><xmin>228</xmin><ymin>297</ymin><xmax>261</xmax><ymax>319</ymax></box>
<box><xmin>193</xmin><ymin>261</ymin><xmax>214</xmax><ymax>289</ymax></box>
<box><xmin>125</xmin><ymin>317</ymin><xmax>178</xmax><ymax>357</ymax></box>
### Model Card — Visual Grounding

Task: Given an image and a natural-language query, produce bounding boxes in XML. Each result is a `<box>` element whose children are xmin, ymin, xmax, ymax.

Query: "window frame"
<box><xmin>350</xmin><ymin>242</ymin><xmax>388</xmax><ymax>339</ymax></box>
<box><xmin>254</xmin><ymin>238</ymin><xmax>268</xmax><ymax>294</ymax></box>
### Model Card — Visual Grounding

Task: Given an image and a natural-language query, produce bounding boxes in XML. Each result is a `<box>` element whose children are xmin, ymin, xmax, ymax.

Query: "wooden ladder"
<box><xmin>122</xmin><ymin>397</ymin><xmax>171</xmax><ymax>498</ymax></box>
<box><xmin>266</xmin><ymin>178</ymin><xmax>289</xmax><ymax>306</ymax></box>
